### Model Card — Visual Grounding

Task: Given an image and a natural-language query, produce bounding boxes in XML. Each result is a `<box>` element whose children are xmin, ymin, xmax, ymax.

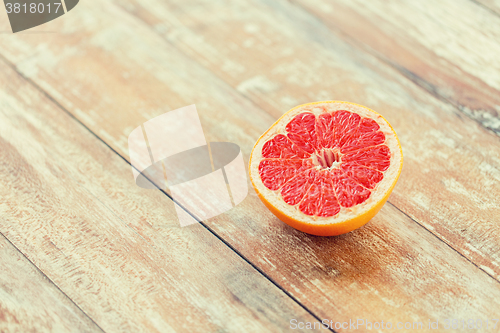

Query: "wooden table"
<box><xmin>1</xmin><ymin>0</ymin><xmax>499</xmax><ymax>332</ymax></box>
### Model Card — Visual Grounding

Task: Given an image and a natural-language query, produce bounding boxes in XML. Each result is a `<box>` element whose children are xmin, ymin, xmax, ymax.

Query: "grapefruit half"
<box><xmin>249</xmin><ymin>101</ymin><xmax>403</xmax><ymax>236</ymax></box>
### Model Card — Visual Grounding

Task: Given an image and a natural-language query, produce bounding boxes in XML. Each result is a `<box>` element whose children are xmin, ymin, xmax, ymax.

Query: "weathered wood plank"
<box><xmin>1</xmin><ymin>0</ymin><xmax>499</xmax><ymax>329</ymax></box>
<box><xmin>290</xmin><ymin>0</ymin><xmax>500</xmax><ymax>136</ymax></box>
<box><xmin>0</xmin><ymin>234</ymin><xmax>102</xmax><ymax>333</ymax></box>
<box><xmin>0</xmin><ymin>61</ymin><xmax>322</xmax><ymax>332</ymax></box>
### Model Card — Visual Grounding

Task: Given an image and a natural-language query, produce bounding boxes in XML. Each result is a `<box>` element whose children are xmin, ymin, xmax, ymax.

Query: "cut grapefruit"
<box><xmin>249</xmin><ymin>101</ymin><xmax>403</xmax><ymax>236</ymax></box>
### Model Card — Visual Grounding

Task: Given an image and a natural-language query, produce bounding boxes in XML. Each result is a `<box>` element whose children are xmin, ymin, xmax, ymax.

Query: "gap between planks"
<box><xmin>0</xmin><ymin>53</ymin><xmax>336</xmax><ymax>333</ymax></box>
<box><xmin>0</xmin><ymin>230</ymin><xmax>105</xmax><ymax>333</ymax></box>
<box><xmin>389</xmin><ymin>204</ymin><xmax>500</xmax><ymax>283</ymax></box>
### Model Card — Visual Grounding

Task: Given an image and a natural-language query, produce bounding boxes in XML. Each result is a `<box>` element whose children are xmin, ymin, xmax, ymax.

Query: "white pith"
<box><xmin>249</xmin><ymin>101</ymin><xmax>403</xmax><ymax>225</ymax></box>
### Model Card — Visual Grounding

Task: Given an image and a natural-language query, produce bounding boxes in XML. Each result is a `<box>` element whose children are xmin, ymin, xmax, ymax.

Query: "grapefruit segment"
<box><xmin>249</xmin><ymin>101</ymin><xmax>403</xmax><ymax>236</ymax></box>
<box><xmin>258</xmin><ymin>159</ymin><xmax>312</xmax><ymax>191</ymax></box>
<box><xmin>317</xmin><ymin>176</ymin><xmax>341</xmax><ymax>217</ymax></box>
<box><xmin>332</xmin><ymin>110</ymin><xmax>361</xmax><ymax>148</ymax></box>
<box><xmin>333</xmin><ymin>171</ymin><xmax>372</xmax><ymax>208</ymax></box>
<box><xmin>298</xmin><ymin>177</ymin><xmax>321</xmax><ymax>216</ymax></box>
<box><xmin>341</xmin><ymin>118</ymin><xmax>386</xmax><ymax>153</ymax></box>
<box><xmin>262</xmin><ymin>134</ymin><xmax>309</xmax><ymax>159</ymax></box>
<box><xmin>317</xmin><ymin>112</ymin><xmax>336</xmax><ymax>149</ymax></box>
<box><xmin>286</xmin><ymin>112</ymin><xmax>318</xmax><ymax>154</ymax></box>
<box><xmin>281</xmin><ymin>169</ymin><xmax>316</xmax><ymax>206</ymax></box>
<box><xmin>341</xmin><ymin>163</ymin><xmax>384</xmax><ymax>190</ymax></box>
<box><xmin>343</xmin><ymin>145</ymin><xmax>391</xmax><ymax>171</ymax></box>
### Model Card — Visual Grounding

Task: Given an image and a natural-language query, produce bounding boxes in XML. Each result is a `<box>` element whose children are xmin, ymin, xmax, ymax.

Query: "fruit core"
<box><xmin>313</xmin><ymin>148</ymin><xmax>342</xmax><ymax>169</ymax></box>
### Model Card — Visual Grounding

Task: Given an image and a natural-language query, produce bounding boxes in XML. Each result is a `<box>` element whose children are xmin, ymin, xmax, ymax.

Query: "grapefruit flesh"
<box><xmin>249</xmin><ymin>101</ymin><xmax>403</xmax><ymax>236</ymax></box>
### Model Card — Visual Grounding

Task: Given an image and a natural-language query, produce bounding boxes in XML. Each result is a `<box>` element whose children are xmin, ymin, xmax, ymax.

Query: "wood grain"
<box><xmin>0</xmin><ymin>62</ymin><xmax>322</xmax><ymax>332</ymax></box>
<box><xmin>476</xmin><ymin>0</ymin><xmax>500</xmax><ymax>16</ymax></box>
<box><xmin>0</xmin><ymin>0</ymin><xmax>499</xmax><ymax>330</ymax></box>
<box><xmin>0</xmin><ymin>234</ymin><xmax>101</xmax><ymax>333</ymax></box>
<box><xmin>290</xmin><ymin>0</ymin><xmax>500</xmax><ymax>136</ymax></box>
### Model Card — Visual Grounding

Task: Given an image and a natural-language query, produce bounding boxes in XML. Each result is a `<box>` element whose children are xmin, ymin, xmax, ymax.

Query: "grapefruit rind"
<box><xmin>249</xmin><ymin>101</ymin><xmax>403</xmax><ymax>236</ymax></box>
